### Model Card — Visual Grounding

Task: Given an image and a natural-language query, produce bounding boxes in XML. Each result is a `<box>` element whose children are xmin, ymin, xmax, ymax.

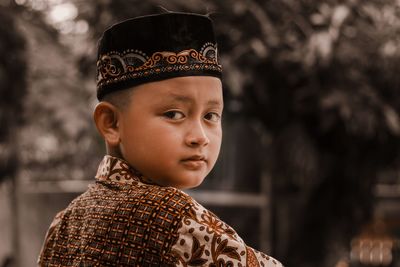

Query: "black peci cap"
<box><xmin>96</xmin><ymin>12</ymin><xmax>222</xmax><ymax>100</ymax></box>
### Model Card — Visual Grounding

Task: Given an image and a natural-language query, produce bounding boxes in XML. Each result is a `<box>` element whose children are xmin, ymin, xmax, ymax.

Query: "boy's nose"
<box><xmin>185</xmin><ymin>122</ymin><xmax>209</xmax><ymax>147</ymax></box>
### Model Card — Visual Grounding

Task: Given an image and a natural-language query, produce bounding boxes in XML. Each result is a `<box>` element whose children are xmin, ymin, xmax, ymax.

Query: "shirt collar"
<box><xmin>95</xmin><ymin>155</ymin><xmax>144</xmax><ymax>185</ymax></box>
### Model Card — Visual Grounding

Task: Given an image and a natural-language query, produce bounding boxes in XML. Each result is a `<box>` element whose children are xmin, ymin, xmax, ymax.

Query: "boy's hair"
<box><xmin>101</xmin><ymin>88</ymin><xmax>133</xmax><ymax>110</ymax></box>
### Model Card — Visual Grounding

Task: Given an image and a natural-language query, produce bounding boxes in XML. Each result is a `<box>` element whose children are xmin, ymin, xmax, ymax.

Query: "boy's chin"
<box><xmin>162</xmin><ymin>175</ymin><xmax>206</xmax><ymax>190</ymax></box>
<box><xmin>176</xmin><ymin>181</ymin><xmax>203</xmax><ymax>190</ymax></box>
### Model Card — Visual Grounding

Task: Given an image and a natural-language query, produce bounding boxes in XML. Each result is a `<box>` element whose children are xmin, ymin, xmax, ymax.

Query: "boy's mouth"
<box><xmin>183</xmin><ymin>155</ymin><xmax>206</xmax><ymax>161</ymax></box>
<box><xmin>180</xmin><ymin>155</ymin><xmax>207</xmax><ymax>169</ymax></box>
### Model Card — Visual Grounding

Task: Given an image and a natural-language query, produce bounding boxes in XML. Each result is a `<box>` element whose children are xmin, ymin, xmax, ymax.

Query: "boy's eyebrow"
<box><xmin>167</xmin><ymin>93</ymin><xmax>223</xmax><ymax>106</ymax></box>
<box><xmin>167</xmin><ymin>94</ymin><xmax>193</xmax><ymax>103</ymax></box>
<box><xmin>207</xmin><ymin>99</ymin><xmax>224</xmax><ymax>108</ymax></box>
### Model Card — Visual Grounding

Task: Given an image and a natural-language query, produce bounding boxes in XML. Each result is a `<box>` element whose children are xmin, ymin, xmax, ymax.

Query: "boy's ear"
<box><xmin>93</xmin><ymin>102</ymin><xmax>121</xmax><ymax>146</ymax></box>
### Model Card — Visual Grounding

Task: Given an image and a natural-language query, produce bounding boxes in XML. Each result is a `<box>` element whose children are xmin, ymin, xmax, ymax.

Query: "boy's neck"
<box><xmin>106</xmin><ymin>145</ymin><xmax>124</xmax><ymax>159</ymax></box>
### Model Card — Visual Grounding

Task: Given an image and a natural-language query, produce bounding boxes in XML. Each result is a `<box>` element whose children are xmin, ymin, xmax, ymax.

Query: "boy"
<box><xmin>38</xmin><ymin>12</ymin><xmax>283</xmax><ymax>266</ymax></box>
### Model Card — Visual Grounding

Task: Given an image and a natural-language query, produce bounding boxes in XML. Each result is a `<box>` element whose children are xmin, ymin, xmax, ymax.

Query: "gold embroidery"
<box><xmin>96</xmin><ymin>43</ymin><xmax>222</xmax><ymax>89</ymax></box>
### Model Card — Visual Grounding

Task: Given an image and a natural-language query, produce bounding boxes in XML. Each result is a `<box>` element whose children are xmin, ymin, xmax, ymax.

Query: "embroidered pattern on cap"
<box><xmin>97</xmin><ymin>43</ymin><xmax>221</xmax><ymax>89</ymax></box>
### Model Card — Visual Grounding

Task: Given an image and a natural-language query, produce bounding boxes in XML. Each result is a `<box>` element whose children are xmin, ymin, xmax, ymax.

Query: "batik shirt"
<box><xmin>38</xmin><ymin>155</ymin><xmax>283</xmax><ymax>267</ymax></box>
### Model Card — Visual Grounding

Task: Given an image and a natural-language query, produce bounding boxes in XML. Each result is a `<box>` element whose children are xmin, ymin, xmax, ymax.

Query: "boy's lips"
<box><xmin>180</xmin><ymin>155</ymin><xmax>207</xmax><ymax>169</ymax></box>
<box><xmin>182</xmin><ymin>155</ymin><xmax>206</xmax><ymax>161</ymax></box>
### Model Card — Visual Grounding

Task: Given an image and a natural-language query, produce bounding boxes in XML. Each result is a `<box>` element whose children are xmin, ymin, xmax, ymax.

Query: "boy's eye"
<box><xmin>163</xmin><ymin>111</ymin><xmax>185</xmax><ymax>120</ymax></box>
<box><xmin>204</xmin><ymin>112</ymin><xmax>221</xmax><ymax>122</ymax></box>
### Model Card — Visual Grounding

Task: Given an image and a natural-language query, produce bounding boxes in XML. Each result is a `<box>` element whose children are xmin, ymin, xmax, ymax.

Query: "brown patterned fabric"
<box><xmin>38</xmin><ymin>156</ymin><xmax>283</xmax><ymax>267</ymax></box>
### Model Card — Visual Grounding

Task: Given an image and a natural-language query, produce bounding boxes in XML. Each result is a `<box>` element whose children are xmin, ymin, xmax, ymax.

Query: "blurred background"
<box><xmin>1</xmin><ymin>0</ymin><xmax>400</xmax><ymax>266</ymax></box>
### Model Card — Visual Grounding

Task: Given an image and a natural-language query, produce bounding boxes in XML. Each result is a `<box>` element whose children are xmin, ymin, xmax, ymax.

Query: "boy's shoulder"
<box><xmin>39</xmin><ymin>180</ymin><xmax>198</xmax><ymax>265</ymax></box>
<box><xmin>67</xmin><ymin>179</ymin><xmax>196</xmax><ymax>222</ymax></box>
<box><xmin>77</xmin><ymin>154</ymin><xmax>197</xmax><ymax>217</ymax></box>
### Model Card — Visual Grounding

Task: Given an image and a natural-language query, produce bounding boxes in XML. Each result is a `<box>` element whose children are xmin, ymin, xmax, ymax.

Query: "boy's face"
<box><xmin>117</xmin><ymin>76</ymin><xmax>223</xmax><ymax>189</ymax></box>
